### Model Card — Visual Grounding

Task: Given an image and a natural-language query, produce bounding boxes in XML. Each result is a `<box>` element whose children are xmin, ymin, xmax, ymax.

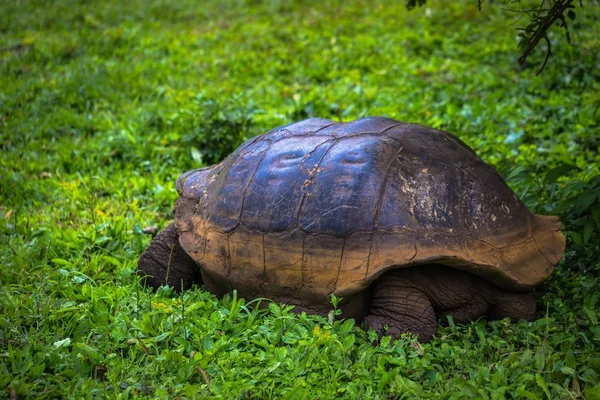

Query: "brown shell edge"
<box><xmin>362</xmin><ymin>213</ymin><xmax>566</xmax><ymax>292</ymax></box>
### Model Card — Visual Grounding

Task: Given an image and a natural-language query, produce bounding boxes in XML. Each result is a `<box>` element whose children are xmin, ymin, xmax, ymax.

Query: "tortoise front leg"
<box><xmin>489</xmin><ymin>288</ymin><xmax>536</xmax><ymax>322</ymax></box>
<box><xmin>363</xmin><ymin>269</ymin><xmax>437</xmax><ymax>342</ymax></box>
<box><xmin>137</xmin><ymin>223</ymin><xmax>202</xmax><ymax>292</ymax></box>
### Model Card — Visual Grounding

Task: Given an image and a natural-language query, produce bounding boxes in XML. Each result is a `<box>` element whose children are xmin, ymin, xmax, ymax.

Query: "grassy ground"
<box><xmin>1</xmin><ymin>0</ymin><xmax>600</xmax><ymax>398</ymax></box>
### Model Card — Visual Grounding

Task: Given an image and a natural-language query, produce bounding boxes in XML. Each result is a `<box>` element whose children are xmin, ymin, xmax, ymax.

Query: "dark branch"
<box><xmin>516</xmin><ymin>0</ymin><xmax>574</xmax><ymax>67</ymax></box>
<box><xmin>536</xmin><ymin>35</ymin><xmax>552</xmax><ymax>75</ymax></box>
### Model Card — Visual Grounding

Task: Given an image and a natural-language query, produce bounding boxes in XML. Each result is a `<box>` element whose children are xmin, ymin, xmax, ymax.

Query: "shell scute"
<box><xmin>262</xmin><ymin>229</ymin><xmax>305</xmax><ymax>296</ymax></box>
<box><xmin>460</xmin><ymin>164</ymin><xmax>531</xmax><ymax>247</ymax></box>
<box><xmin>241</xmin><ymin>136</ymin><xmax>334</xmax><ymax>232</ymax></box>
<box><xmin>204</xmin><ymin>139</ymin><xmax>271</xmax><ymax>232</ymax></box>
<box><xmin>298</xmin><ymin>135</ymin><xmax>401</xmax><ymax>236</ymax></box>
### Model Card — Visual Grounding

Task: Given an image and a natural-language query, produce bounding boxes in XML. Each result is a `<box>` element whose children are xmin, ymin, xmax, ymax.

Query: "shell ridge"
<box><xmin>331</xmin><ymin>238</ymin><xmax>347</xmax><ymax>295</ymax></box>
<box><xmin>531</xmin><ymin>236</ymin><xmax>554</xmax><ymax>265</ymax></box>
<box><xmin>379</xmin><ymin>122</ymin><xmax>406</xmax><ymax>134</ymax></box>
<box><xmin>373</xmin><ymin>143</ymin><xmax>406</xmax><ymax>228</ymax></box>
<box><xmin>203</xmin><ymin>138</ymin><xmax>271</xmax><ymax>232</ymax></box>
<box><xmin>217</xmin><ymin>224</ymin><xmax>419</xmax><ymax>238</ymax></box>
<box><xmin>295</xmin><ymin>139</ymin><xmax>339</xmax><ymax>227</ymax></box>
<box><xmin>298</xmin><ymin>234</ymin><xmax>306</xmax><ymax>297</ymax></box>
<box><xmin>457</xmin><ymin>165</ymin><xmax>465</xmax><ymax>242</ymax></box>
<box><xmin>410</xmin><ymin>240</ymin><xmax>418</xmax><ymax>262</ymax></box>
<box><xmin>385</xmin><ymin>128</ymin><xmax>473</xmax><ymax>169</ymax></box>
<box><xmin>202</xmin><ymin>169</ymin><xmax>219</xmax><ymax>227</ymax></box>
<box><xmin>312</xmin><ymin>122</ymin><xmax>337</xmax><ymax>134</ymax></box>
<box><xmin>225</xmin><ymin>232</ymin><xmax>234</xmax><ymax>289</ymax></box>
<box><xmin>259</xmin><ymin>232</ymin><xmax>267</xmax><ymax>294</ymax></box>
<box><xmin>363</xmin><ymin>233</ymin><xmax>374</xmax><ymax>285</ymax></box>
<box><xmin>234</xmin><ymin>139</ymin><xmax>273</xmax><ymax>231</ymax></box>
<box><xmin>530</xmin><ymin>214</ymin><xmax>565</xmax><ymax>266</ymax></box>
<box><xmin>298</xmin><ymin>138</ymin><xmax>336</xmax><ymax>171</ymax></box>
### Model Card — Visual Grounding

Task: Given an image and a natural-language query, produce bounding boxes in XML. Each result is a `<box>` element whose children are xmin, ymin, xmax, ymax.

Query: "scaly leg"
<box><xmin>363</xmin><ymin>269</ymin><xmax>437</xmax><ymax>342</ymax></box>
<box><xmin>137</xmin><ymin>223</ymin><xmax>202</xmax><ymax>292</ymax></box>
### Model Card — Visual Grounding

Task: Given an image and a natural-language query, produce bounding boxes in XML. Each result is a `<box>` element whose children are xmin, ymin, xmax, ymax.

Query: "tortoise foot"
<box><xmin>363</xmin><ymin>270</ymin><xmax>436</xmax><ymax>342</ymax></box>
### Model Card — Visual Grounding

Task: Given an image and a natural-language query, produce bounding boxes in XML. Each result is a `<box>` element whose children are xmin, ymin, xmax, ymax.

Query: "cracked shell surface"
<box><xmin>174</xmin><ymin>117</ymin><xmax>566</xmax><ymax>305</ymax></box>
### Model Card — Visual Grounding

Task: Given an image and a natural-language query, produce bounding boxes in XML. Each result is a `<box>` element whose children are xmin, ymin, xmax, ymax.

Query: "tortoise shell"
<box><xmin>173</xmin><ymin>117</ymin><xmax>565</xmax><ymax>306</ymax></box>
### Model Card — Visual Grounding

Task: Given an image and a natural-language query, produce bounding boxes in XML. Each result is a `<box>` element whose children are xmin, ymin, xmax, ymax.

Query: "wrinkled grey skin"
<box><xmin>363</xmin><ymin>265</ymin><xmax>536</xmax><ymax>341</ymax></box>
<box><xmin>138</xmin><ymin>223</ymin><xmax>535</xmax><ymax>342</ymax></box>
<box><xmin>137</xmin><ymin>224</ymin><xmax>201</xmax><ymax>292</ymax></box>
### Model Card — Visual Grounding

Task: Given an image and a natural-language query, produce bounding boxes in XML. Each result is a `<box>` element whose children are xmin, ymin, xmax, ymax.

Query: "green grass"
<box><xmin>1</xmin><ymin>0</ymin><xmax>600</xmax><ymax>398</ymax></box>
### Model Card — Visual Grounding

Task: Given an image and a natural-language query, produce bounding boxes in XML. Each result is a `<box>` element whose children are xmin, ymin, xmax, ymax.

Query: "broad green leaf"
<box><xmin>154</xmin><ymin>332</ymin><xmax>170</xmax><ymax>342</ymax></box>
<box><xmin>535</xmin><ymin>348</ymin><xmax>546</xmax><ymax>372</ymax></box>
<box><xmin>102</xmin><ymin>255</ymin><xmax>122</xmax><ymax>267</ymax></box>
<box><xmin>581</xmin><ymin>368</ymin><xmax>599</xmax><ymax>384</ymax></box>
<box><xmin>574</xmin><ymin>191</ymin><xmax>597</xmax><ymax>212</ymax></box>
<box><xmin>584</xmin><ymin>383</ymin><xmax>600</xmax><ymax>400</ymax></box>
<box><xmin>268</xmin><ymin>302</ymin><xmax>282</xmax><ymax>317</ymax></box>
<box><xmin>338</xmin><ymin>318</ymin><xmax>355</xmax><ymax>334</ymax></box>
<box><xmin>516</xmin><ymin>387</ymin><xmax>541</xmax><ymax>400</ymax></box>
<box><xmin>190</xmin><ymin>147</ymin><xmax>203</xmax><ymax>163</ymax></box>
<box><xmin>52</xmin><ymin>338</ymin><xmax>71</xmax><ymax>350</ymax></box>
<box><xmin>274</xmin><ymin>347</ymin><xmax>287</xmax><ymax>361</ymax></box>
<box><xmin>583</xmin><ymin>219</ymin><xmax>595</xmax><ymax>244</ymax></box>
<box><xmin>535</xmin><ymin>373</ymin><xmax>551</xmax><ymax>399</ymax></box>
<box><xmin>559</xmin><ymin>366</ymin><xmax>576</xmax><ymax>376</ymax></box>
<box><xmin>394</xmin><ymin>375</ymin><xmax>423</xmax><ymax>396</ymax></box>
<box><xmin>380</xmin><ymin>336</ymin><xmax>391</xmax><ymax>347</ymax></box>
<box><xmin>583</xmin><ymin>293</ymin><xmax>599</xmax><ymax>324</ymax></box>
<box><xmin>74</xmin><ymin>343</ymin><xmax>101</xmax><ymax>364</ymax></box>
<box><xmin>591</xmin><ymin>205</ymin><xmax>600</xmax><ymax>227</ymax></box>
<box><xmin>544</xmin><ymin>164</ymin><xmax>578</xmax><ymax>185</ymax></box>
<box><xmin>569</xmin><ymin>231</ymin><xmax>583</xmax><ymax>245</ymax></box>
<box><xmin>342</xmin><ymin>334</ymin><xmax>355</xmax><ymax>348</ymax></box>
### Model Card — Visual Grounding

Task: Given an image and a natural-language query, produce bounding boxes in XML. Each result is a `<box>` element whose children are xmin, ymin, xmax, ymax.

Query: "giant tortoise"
<box><xmin>138</xmin><ymin>117</ymin><xmax>565</xmax><ymax>341</ymax></box>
